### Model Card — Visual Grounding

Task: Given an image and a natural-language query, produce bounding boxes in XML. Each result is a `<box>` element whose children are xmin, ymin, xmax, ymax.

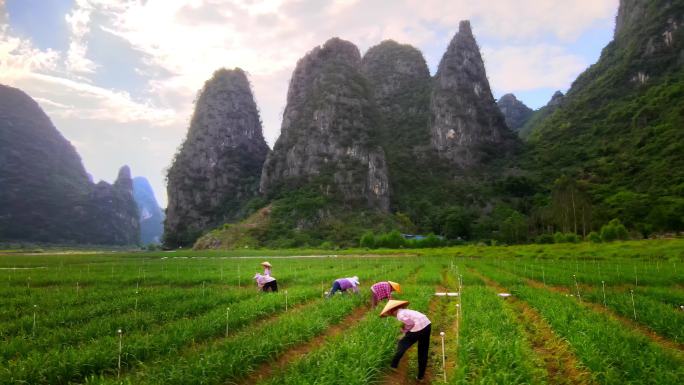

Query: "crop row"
<box><xmin>448</xmin><ymin>269</ymin><xmax>545</xmax><ymax>385</ymax></box>
<box><xmin>478</xmin><ymin>259</ymin><xmax>684</xmax><ymax>344</ymax></box>
<box><xmin>481</xmin><ymin>257</ymin><xmax>682</xmax><ymax>287</ymax></box>
<box><xmin>474</xmin><ymin>264</ymin><xmax>684</xmax><ymax>384</ymax></box>
<box><xmin>1</xmin><ymin>287</ymin><xmax>320</xmax><ymax>384</ymax></box>
<box><xmin>258</xmin><ymin>285</ymin><xmax>433</xmax><ymax>385</ymax></box>
<box><xmin>87</xmin><ymin>294</ymin><xmax>366</xmax><ymax>385</ymax></box>
<box><xmin>2</xmin><ymin>288</ymin><xmax>257</xmax><ymax>360</ymax></box>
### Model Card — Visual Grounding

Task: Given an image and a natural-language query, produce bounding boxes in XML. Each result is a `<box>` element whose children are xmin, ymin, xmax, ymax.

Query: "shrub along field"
<box><xmin>1</xmin><ymin>239</ymin><xmax>682</xmax><ymax>384</ymax></box>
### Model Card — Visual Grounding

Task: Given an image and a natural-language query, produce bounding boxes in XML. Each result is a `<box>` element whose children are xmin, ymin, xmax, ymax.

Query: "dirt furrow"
<box><xmin>525</xmin><ymin>277</ymin><xmax>684</xmax><ymax>355</ymax></box>
<box><xmin>234</xmin><ymin>304</ymin><xmax>370</xmax><ymax>385</ymax></box>
<box><xmin>473</xmin><ymin>270</ymin><xmax>595</xmax><ymax>385</ymax></box>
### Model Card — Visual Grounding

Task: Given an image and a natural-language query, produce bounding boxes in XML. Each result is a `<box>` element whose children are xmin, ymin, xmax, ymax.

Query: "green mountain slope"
<box><xmin>524</xmin><ymin>0</ymin><xmax>684</xmax><ymax>234</ymax></box>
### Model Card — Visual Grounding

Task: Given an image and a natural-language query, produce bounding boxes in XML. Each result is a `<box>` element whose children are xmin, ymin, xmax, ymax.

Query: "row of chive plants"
<box><xmin>482</xmin><ymin>256</ymin><xmax>682</xmax><ymax>288</ymax></box>
<box><xmin>1</xmin><ymin>255</ymin><xmax>418</xmax><ymax>384</ymax></box>
<box><xmin>257</xmin><ymin>284</ymin><xmax>434</xmax><ymax>385</ymax></box>
<box><xmin>2</xmin><ymin>260</ymin><xmax>380</xmax><ymax>384</ymax></box>
<box><xmin>480</xmin><ymin>258</ymin><xmax>684</xmax><ymax>343</ymax></box>
<box><xmin>448</xmin><ymin>268</ymin><xmax>546</xmax><ymax>385</ymax></box>
<box><xmin>1</xmin><ymin>287</ymin><xmax>321</xmax><ymax>384</ymax></box>
<box><xmin>84</xmin><ymin>260</ymin><xmax>420</xmax><ymax>385</ymax></box>
<box><xmin>1</xmin><ymin>286</ymin><xmax>255</xmax><ymax>359</ymax></box>
<box><xmin>473</xmin><ymin>262</ymin><xmax>684</xmax><ymax>384</ymax></box>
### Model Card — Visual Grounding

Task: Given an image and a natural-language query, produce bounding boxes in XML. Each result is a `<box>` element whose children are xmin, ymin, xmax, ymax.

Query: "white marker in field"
<box><xmin>573</xmin><ymin>274</ymin><xmax>582</xmax><ymax>302</ymax></box>
<box><xmin>601</xmin><ymin>281</ymin><xmax>607</xmax><ymax>307</ymax></box>
<box><xmin>630</xmin><ymin>289</ymin><xmax>637</xmax><ymax>320</ymax></box>
<box><xmin>225</xmin><ymin>307</ymin><xmax>230</xmax><ymax>337</ymax></box>
<box><xmin>32</xmin><ymin>305</ymin><xmax>37</xmax><ymax>337</ymax></box>
<box><xmin>440</xmin><ymin>331</ymin><xmax>446</xmax><ymax>382</ymax></box>
<box><xmin>117</xmin><ymin>329</ymin><xmax>123</xmax><ymax>379</ymax></box>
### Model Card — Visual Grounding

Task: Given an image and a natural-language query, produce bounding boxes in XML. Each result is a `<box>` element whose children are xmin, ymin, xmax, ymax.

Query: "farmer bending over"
<box><xmin>370</xmin><ymin>281</ymin><xmax>401</xmax><ymax>307</ymax></box>
<box><xmin>380</xmin><ymin>300</ymin><xmax>431</xmax><ymax>381</ymax></box>
<box><xmin>253</xmin><ymin>273</ymin><xmax>278</xmax><ymax>292</ymax></box>
<box><xmin>326</xmin><ymin>276</ymin><xmax>359</xmax><ymax>297</ymax></box>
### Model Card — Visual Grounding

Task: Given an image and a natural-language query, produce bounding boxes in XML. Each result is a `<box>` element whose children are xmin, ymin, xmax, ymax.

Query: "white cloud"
<box><xmin>482</xmin><ymin>45</ymin><xmax>587</xmax><ymax>93</ymax></box>
<box><xmin>14</xmin><ymin>72</ymin><xmax>176</xmax><ymax>124</ymax></box>
<box><xmin>64</xmin><ymin>0</ymin><xmax>98</xmax><ymax>74</ymax></box>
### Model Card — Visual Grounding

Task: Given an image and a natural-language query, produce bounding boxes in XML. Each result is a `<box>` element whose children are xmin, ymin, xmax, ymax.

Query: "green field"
<box><xmin>1</xmin><ymin>239</ymin><xmax>683</xmax><ymax>384</ymax></box>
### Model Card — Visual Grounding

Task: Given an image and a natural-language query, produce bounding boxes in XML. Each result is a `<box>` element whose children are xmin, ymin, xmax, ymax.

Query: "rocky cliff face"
<box><xmin>614</xmin><ymin>0</ymin><xmax>649</xmax><ymax>38</ymax></box>
<box><xmin>497</xmin><ymin>93</ymin><xmax>533</xmax><ymax>132</ymax></box>
<box><xmin>86</xmin><ymin>166</ymin><xmax>140</xmax><ymax>245</ymax></box>
<box><xmin>133</xmin><ymin>176</ymin><xmax>164</xmax><ymax>244</ymax></box>
<box><xmin>430</xmin><ymin>21</ymin><xmax>517</xmax><ymax>168</ymax></box>
<box><xmin>361</xmin><ymin>40</ymin><xmax>431</xmax><ymax>119</ymax></box>
<box><xmin>0</xmin><ymin>84</ymin><xmax>139</xmax><ymax>245</ymax></box>
<box><xmin>260</xmin><ymin>38</ymin><xmax>390</xmax><ymax>211</ymax></box>
<box><xmin>164</xmin><ymin>68</ymin><xmax>269</xmax><ymax>247</ymax></box>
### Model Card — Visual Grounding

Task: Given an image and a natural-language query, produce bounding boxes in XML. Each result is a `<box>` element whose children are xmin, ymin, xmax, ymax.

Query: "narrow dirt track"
<box><xmin>525</xmin><ymin>277</ymin><xmax>684</xmax><ymax>356</ymax></box>
<box><xmin>472</xmin><ymin>270</ymin><xmax>595</xmax><ymax>385</ymax></box>
<box><xmin>234</xmin><ymin>304</ymin><xmax>370</xmax><ymax>385</ymax></box>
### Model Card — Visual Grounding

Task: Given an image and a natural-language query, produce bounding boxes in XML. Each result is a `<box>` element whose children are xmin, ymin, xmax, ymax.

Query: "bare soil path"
<box><xmin>525</xmin><ymin>277</ymin><xmax>684</xmax><ymax>356</ymax></box>
<box><xmin>472</xmin><ymin>269</ymin><xmax>595</xmax><ymax>385</ymax></box>
<box><xmin>234</xmin><ymin>304</ymin><xmax>370</xmax><ymax>385</ymax></box>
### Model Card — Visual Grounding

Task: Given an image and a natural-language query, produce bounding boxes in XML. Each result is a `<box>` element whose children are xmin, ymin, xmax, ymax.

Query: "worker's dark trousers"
<box><xmin>327</xmin><ymin>281</ymin><xmax>342</xmax><ymax>297</ymax></box>
<box><xmin>391</xmin><ymin>324</ymin><xmax>431</xmax><ymax>379</ymax></box>
<box><xmin>262</xmin><ymin>280</ymin><xmax>278</xmax><ymax>292</ymax></box>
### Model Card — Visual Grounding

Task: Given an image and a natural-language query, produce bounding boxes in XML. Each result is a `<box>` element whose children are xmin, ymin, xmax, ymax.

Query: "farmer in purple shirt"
<box><xmin>326</xmin><ymin>276</ymin><xmax>359</xmax><ymax>298</ymax></box>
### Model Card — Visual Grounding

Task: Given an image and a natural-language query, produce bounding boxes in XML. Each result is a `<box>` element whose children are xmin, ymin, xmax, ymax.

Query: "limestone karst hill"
<box><xmin>164</xmin><ymin>68</ymin><xmax>270</xmax><ymax>248</ymax></box>
<box><xmin>0</xmin><ymin>84</ymin><xmax>139</xmax><ymax>245</ymax></box>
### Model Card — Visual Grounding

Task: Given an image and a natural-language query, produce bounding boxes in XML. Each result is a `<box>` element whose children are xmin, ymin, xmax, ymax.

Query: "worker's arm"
<box><xmin>399</xmin><ymin>313</ymin><xmax>414</xmax><ymax>333</ymax></box>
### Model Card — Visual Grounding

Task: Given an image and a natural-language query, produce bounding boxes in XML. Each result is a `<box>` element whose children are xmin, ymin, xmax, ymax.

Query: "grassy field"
<box><xmin>1</xmin><ymin>239</ymin><xmax>682</xmax><ymax>384</ymax></box>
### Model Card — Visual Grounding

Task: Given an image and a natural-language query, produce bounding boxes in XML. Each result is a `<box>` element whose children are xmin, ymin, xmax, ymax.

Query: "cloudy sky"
<box><xmin>0</xmin><ymin>0</ymin><xmax>619</xmax><ymax>207</ymax></box>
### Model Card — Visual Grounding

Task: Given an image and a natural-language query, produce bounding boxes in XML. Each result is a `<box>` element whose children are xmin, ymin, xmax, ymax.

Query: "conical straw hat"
<box><xmin>388</xmin><ymin>281</ymin><xmax>401</xmax><ymax>293</ymax></box>
<box><xmin>380</xmin><ymin>300</ymin><xmax>409</xmax><ymax>317</ymax></box>
<box><xmin>261</xmin><ymin>261</ymin><xmax>272</xmax><ymax>267</ymax></box>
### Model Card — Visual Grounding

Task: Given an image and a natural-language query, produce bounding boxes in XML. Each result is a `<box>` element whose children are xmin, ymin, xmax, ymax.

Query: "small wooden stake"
<box><xmin>601</xmin><ymin>281</ymin><xmax>607</xmax><ymax>307</ymax></box>
<box><xmin>225</xmin><ymin>307</ymin><xmax>230</xmax><ymax>337</ymax></box>
<box><xmin>440</xmin><ymin>331</ymin><xmax>446</xmax><ymax>382</ymax></box>
<box><xmin>630</xmin><ymin>289</ymin><xmax>637</xmax><ymax>320</ymax></box>
<box><xmin>573</xmin><ymin>274</ymin><xmax>581</xmax><ymax>302</ymax></box>
<box><xmin>117</xmin><ymin>329</ymin><xmax>123</xmax><ymax>378</ymax></box>
<box><xmin>32</xmin><ymin>305</ymin><xmax>37</xmax><ymax>337</ymax></box>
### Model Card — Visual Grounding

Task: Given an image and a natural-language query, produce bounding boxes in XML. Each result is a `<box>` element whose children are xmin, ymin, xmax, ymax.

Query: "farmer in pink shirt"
<box><xmin>326</xmin><ymin>276</ymin><xmax>359</xmax><ymax>298</ymax></box>
<box><xmin>253</xmin><ymin>273</ymin><xmax>278</xmax><ymax>292</ymax></box>
<box><xmin>380</xmin><ymin>300</ymin><xmax>431</xmax><ymax>381</ymax></box>
<box><xmin>370</xmin><ymin>281</ymin><xmax>401</xmax><ymax>307</ymax></box>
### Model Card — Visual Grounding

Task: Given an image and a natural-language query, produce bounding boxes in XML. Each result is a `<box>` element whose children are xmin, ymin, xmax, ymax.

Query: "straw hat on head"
<box><xmin>388</xmin><ymin>281</ymin><xmax>401</xmax><ymax>293</ymax></box>
<box><xmin>350</xmin><ymin>276</ymin><xmax>359</xmax><ymax>285</ymax></box>
<box><xmin>261</xmin><ymin>261</ymin><xmax>272</xmax><ymax>267</ymax></box>
<box><xmin>380</xmin><ymin>300</ymin><xmax>409</xmax><ymax>317</ymax></box>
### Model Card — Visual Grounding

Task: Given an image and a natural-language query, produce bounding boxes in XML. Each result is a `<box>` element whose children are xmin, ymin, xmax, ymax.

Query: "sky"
<box><xmin>0</xmin><ymin>0</ymin><xmax>619</xmax><ymax>208</ymax></box>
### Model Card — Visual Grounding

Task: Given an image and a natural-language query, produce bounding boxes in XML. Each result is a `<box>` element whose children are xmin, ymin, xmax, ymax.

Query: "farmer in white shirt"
<box><xmin>380</xmin><ymin>300</ymin><xmax>431</xmax><ymax>380</ymax></box>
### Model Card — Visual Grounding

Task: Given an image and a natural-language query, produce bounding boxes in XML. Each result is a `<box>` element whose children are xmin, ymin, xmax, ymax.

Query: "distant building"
<box><xmin>401</xmin><ymin>234</ymin><xmax>445</xmax><ymax>241</ymax></box>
